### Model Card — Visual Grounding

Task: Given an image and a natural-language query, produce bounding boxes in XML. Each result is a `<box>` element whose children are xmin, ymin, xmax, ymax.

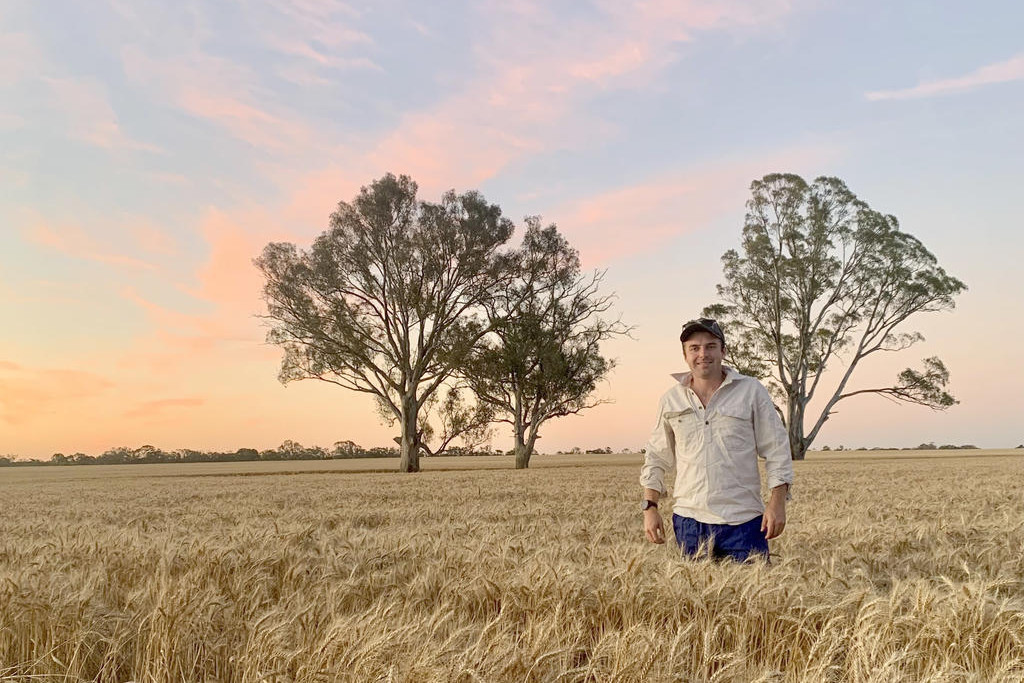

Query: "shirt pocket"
<box><xmin>664</xmin><ymin>408</ymin><xmax>702</xmax><ymax>453</ymax></box>
<box><xmin>714</xmin><ymin>403</ymin><xmax>754</xmax><ymax>455</ymax></box>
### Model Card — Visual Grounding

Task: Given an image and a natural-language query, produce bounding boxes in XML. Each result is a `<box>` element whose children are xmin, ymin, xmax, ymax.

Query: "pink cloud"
<box><xmin>109</xmin><ymin>0</ymin><xmax>376</xmax><ymax>133</ymax></box>
<box><xmin>866</xmin><ymin>53</ymin><xmax>1024</xmax><ymax>101</ymax></box>
<box><xmin>366</xmin><ymin>0</ymin><xmax>799</xmax><ymax>191</ymax></box>
<box><xmin>370</xmin><ymin>111</ymin><xmax>543</xmax><ymax>194</ymax></box>
<box><xmin>121</xmin><ymin>287</ymin><xmax>204</xmax><ymax>334</ymax></box>
<box><xmin>23</xmin><ymin>220</ymin><xmax>160</xmax><ymax>271</ymax></box>
<box><xmin>262</xmin><ymin>33</ymin><xmax>377</xmax><ymax>66</ymax></box>
<box><xmin>111</xmin><ymin>170</ymin><xmax>373</xmax><ymax>379</ymax></box>
<box><xmin>478</xmin><ymin>0</ymin><xmax>796</xmax><ymax>91</ymax></box>
<box><xmin>258</xmin><ymin>0</ymin><xmax>365</xmax><ymax>47</ymax></box>
<box><xmin>176</xmin><ymin>88</ymin><xmax>305</xmax><ymax>152</ymax></box>
<box><xmin>548</xmin><ymin>142</ymin><xmax>844</xmax><ymax>266</ymax></box>
<box><xmin>121</xmin><ymin>45</ymin><xmax>313</xmax><ymax>153</ymax></box>
<box><xmin>110</xmin><ymin>0</ymin><xmax>375</xmax><ymax>155</ymax></box>
<box><xmin>195</xmin><ymin>209</ymin><xmax>275</xmax><ymax>310</ymax></box>
<box><xmin>116</xmin><ymin>209</ymin><xmax>279</xmax><ymax>376</ymax></box>
<box><xmin>568</xmin><ymin>42</ymin><xmax>654</xmax><ymax>83</ymax></box>
<box><xmin>276</xmin><ymin>165</ymin><xmax>364</xmax><ymax>229</ymax></box>
<box><xmin>273</xmin><ymin>56</ymin><xmax>380</xmax><ymax>88</ymax></box>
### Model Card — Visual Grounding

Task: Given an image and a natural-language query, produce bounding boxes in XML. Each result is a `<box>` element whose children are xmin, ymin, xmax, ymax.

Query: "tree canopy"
<box><xmin>704</xmin><ymin>173</ymin><xmax>966</xmax><ymax>459</ymax></box>
<box><xmin>464</xmin><ymin>218</ymin><xmax>630</xmax><ymax>468</ymax></box>
<box><xmin>256</xmin><ymin>174</ymin><xmax>513</xmax><ymax>472</ymax></box>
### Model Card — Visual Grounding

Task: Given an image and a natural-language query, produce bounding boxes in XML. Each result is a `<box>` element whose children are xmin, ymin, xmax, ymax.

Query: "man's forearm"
<box><xmin>644</xmin><ymin>488</ymin><xmax>661</xmax><ymax>503</ymax></box>
<box><xmin>769</xmin><ymin>483</ymin><xmax>789</xmax><ymax>505</ymax></box>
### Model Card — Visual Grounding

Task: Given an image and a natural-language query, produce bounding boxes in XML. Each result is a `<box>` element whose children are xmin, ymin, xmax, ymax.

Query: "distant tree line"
<box><xmin>0</xmin><ymin>441</ymin><xmax>630</xmax><ymax>467</ymax></box>
<box><xmin>820</xmin><ymin>443</ymin><xmax>981</xmax><ymax>452</ymax></box>
<box><xmin>0</xmin><ymin>440</ymin><xmax>492</xmax><ymax>467</ymax></box>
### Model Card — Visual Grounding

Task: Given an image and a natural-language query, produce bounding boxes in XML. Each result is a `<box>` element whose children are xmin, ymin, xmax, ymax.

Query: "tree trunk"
<box><xmin>787</xmin><ymin>395</ymin><xmax>806</xmax><ymax>460</ymax></box>
<box><xmin>789</xmin><ymin>429</ymin><xmax>807</xmax><ymax>461</ymax></box>
<box><xmin>514</xmin><ymin>423</ymin><xmax>541</xmax><ymax>470</ymax></box>
<box><xmin>512</xmin><ymin>392</ymin><xmax>529</xmax><ymax>469</ymax></box>
<box><xmin>399</xmin><ymin>395</ymin><xmax>420</xmax><ymax>473</ymax></box>
<box><xmin>513</xmin><ymin>431</ymin><xmax>529</xmax><ymax>469</ymax></box>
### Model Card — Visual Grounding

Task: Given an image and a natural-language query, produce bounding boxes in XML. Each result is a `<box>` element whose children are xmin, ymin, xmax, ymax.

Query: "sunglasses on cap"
<box><xmin>680</xmin><ymin>318</ymin><xmax>725</xmax><ymax>344</ymax></box>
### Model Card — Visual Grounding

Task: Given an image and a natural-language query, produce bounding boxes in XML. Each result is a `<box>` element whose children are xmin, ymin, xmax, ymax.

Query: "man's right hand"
<box><xmin>644</xmin><ymin>509</ymin><xmax>666</xmax><ymax>544</ymax></box>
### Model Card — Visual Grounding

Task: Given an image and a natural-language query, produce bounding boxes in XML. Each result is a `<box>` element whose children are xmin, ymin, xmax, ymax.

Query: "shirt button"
<box><xmin>705</xmin><ymin>420</ymin><xmax>709</xmax><ymax>425</ymax></box>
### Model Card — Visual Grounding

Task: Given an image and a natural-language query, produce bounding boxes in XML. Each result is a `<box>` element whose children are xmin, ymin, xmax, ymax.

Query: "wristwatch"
<box><xmin>642</xmin><ymin>500</ymin><xmax>658</xmax><ymax>512</ymax></box>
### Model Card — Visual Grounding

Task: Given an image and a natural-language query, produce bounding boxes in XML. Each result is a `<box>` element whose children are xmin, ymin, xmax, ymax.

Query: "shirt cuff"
<box><xmin>768</xmin><ymin>479</ymin><xmax>793</xmax><ymax>500</ymax></box>
<box><xmin>639</xmin><ymin>476</ymin><xmax>667</xmax><ymax>496</ymax></box>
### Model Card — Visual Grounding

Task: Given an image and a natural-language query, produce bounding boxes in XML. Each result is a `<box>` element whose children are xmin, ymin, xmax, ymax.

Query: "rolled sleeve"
<box><xmin>752</xmin><ymin>387</ymin><xmax>794</xmax><ymax>491</ymax></box>
<box><xmin>640</xmin><ymin>398</ymin><xmax>675</xmax><ymax>495</ymax></box>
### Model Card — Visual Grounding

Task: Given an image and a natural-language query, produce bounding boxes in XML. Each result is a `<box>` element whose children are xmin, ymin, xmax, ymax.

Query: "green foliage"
<box><xmin>255</xmin><ymin>174</ymin><xmax>514</xmax><ymax>472</ymax></box>
<box><xmin>465</xmin><ymin>218</ymin><xmax>630</xmax><ymax>468</ymax></box>
<box><xmin>705</xmin><ymin>174</ymin><xmax>966</xmax><ymax>459</ymax></box>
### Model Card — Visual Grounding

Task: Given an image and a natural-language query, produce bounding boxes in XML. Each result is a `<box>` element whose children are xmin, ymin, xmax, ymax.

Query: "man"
<box><xmin>640</xmin><ymin>318</ymin><xmax>793</xmax><ymax>561</ymax></box>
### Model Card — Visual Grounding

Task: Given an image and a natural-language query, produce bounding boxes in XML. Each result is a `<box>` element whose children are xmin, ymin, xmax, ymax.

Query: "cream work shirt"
<box><xmin>640</xmin><ymin>367</ymin><xmax>794</xmax><ymax>525</ymax></box>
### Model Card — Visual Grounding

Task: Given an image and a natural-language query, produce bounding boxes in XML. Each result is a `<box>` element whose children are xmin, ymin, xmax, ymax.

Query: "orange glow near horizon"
<box><xmin>3</xmin><ymin>2</ymin><xmax>1023</xmax><ymax>458</ymax></box>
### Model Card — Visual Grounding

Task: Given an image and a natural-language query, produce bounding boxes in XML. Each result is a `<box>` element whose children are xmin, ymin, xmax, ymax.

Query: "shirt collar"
<box><xmin>670</xmin><ymin>365</ymin><xmax>743</xmax><ymax>387</ymax></box>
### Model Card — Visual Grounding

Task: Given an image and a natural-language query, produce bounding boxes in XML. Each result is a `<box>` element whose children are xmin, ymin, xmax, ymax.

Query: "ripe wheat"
<box><xmin>1</xmin><ymin>452</ymin><xmax>1022</xmax><ymax>681</ymax></box>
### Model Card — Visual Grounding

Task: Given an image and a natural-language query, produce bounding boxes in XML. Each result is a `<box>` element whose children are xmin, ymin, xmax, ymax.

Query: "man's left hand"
<box><xmin>761</xmin><ymin>497</ymin><xmax>786</xmax><ymax>540</ymax></box>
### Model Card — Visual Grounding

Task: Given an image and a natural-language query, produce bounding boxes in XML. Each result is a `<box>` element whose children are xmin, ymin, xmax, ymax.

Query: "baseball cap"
<box><xmin>680</xmin><ymin>318</ymin><xmax>725</xmax><ymax>345</ymax></box>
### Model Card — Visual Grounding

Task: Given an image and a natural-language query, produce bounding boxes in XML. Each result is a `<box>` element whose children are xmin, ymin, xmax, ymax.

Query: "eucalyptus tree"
<box><xmin>466</xmin><ymin>218</ymin><xmax>630</xmax><ymax>469</ymax></box>
<box><xmin>704</xmin><ymin>174</ymin><xmax>966</xmax><ymax>460</ymax></box>
<box><xmin>256</xmin><ymin>174</ymin><xmax>513</xmax><ymax>472</ymax></box>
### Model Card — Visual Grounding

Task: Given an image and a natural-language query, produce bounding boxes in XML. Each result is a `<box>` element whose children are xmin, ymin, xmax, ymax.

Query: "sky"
<box><xmin>2</xmin><ymin>0</ymin><xmax>1023</xmax><ymax>459</ymax></box>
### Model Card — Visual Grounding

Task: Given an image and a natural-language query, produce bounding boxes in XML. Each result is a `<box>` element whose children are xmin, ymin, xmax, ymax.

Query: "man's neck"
<box><xmin>689</xmin><ymin>370</ymin><xmax>726</xmax><ymax>406</ymax></box>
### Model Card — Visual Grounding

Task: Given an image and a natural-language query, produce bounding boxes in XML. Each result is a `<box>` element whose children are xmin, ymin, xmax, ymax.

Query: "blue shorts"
<box><xmin>672</xmin><ymin>514</ymin><xmax>769</xmax><ymax>562</ymax></box>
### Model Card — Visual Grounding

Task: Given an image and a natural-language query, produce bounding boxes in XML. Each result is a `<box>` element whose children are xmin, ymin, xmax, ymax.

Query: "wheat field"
<box><xmin>2</xmin><ymin>451</ymin><xmax>1023</xmax><ymax>682</ymax></box>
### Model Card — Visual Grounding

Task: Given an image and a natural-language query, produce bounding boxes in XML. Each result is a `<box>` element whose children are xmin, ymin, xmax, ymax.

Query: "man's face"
<box><xmin>682</xmin><ymin>331</ymin><xmax>724</xmax><ymax>381</ymax></box>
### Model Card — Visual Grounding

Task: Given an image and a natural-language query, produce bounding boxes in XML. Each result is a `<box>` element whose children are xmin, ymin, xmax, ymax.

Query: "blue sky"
<box><xmin>2</xmin><ymin>0</ymin><xmax>1023</xmax><ymax>457</ymax></box>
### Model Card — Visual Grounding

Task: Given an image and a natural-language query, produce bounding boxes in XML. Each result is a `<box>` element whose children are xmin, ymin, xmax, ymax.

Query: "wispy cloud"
<box><xmin>23</xmin><ymin>221</ymin><xmax>160</xmax><ymax>271</ymax></box>
<box><xmin>367</xmin><ymin>0</ymin><xmax>799</xmax><ymax>191</ymax></box>
<box><xmin>0</xmin><ymin>30</ymin><xmax>159</xmax><ymax>152</ymax></box>
<box><xmin>114</xmin><ymin>0</ymin><xmax>376</xmax><ymax>154</ymax></box>
<box><xmin>116</xmin><ymin>208</ymin><xmax>279</xmax><ymax>376</ymax></box>
<box><xmin>866</xmin><ymin>53</ymin><xmax>1024</xmax><ymax>101</ymax></box>
<box><xmin>42</xmin><ymin>77</ymin><xmax>163</xmax><ymax>152</ymax></box>
<box><xmin>121</xmin><ymin>44</ymin><xmax>317</xmax><ymax>154</ymax></box>
<box><xmin>549</xmin><ymin>141</ymin><xmax>844</xmax><ymax>266</ymax></box>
